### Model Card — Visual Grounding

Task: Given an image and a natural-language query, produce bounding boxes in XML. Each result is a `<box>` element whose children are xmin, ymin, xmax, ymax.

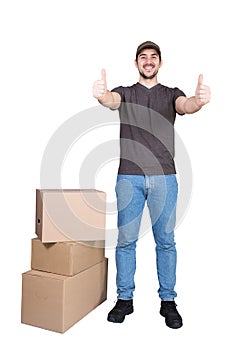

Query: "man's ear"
<box><xmin>134</xmin><ymin>59</ymin><xmax>138</xmax><ymax>68</ymax></box>
<box><xmin>159</xmin><ymin>60</ymin><xmax>163</xmax><ymax>68</ymax></box>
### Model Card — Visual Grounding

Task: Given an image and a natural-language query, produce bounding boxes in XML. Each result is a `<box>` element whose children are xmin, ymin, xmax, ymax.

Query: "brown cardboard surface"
<box><xmin>35</xmin><ymin>189</ymin><xmax>106</xmax><ymax>242</ymax></box>
<box><xmin>21</xmin><ymin>258</ymin><xmax>108</xmax><ymax>333</ymax></box>
<box><xmin>31</xmin><ymin>238</ymin><xmax>105</xmax><ymax>276</ymax></box>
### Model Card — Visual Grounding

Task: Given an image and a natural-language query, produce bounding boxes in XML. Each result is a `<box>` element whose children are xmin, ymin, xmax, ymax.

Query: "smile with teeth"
<box><xmin>144</xmin><ymin>64</ymin><xmax>155</xmax><ymax>72</ymax></box>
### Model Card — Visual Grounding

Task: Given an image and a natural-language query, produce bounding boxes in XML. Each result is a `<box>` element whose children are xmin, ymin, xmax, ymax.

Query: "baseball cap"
<box><xmin>136</xmin><ymin>41</ymin><xmax>161</xmax><ymax>61</ymax></box>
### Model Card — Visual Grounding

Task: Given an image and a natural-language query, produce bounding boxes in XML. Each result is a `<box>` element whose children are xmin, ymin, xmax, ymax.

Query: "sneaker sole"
<box><xmin>107</xmin><ymin>308</ymin><xmax>134</xmax><ymax>323</ymax></box>
<box><xmin>160</xmin><ymin>311</ymin><xmax>183</xmax><ymax>329</ymax></box>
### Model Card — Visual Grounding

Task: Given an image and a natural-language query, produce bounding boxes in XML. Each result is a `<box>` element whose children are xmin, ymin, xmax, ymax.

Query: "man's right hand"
<box><xmin>93</xmin><ymin>69</ymin><xmax>107</xmax><ymax>100</ymax></box>
<box><xmin>93</xmin><ymin>69</ymin><xmax>121</xmax><ymax>109</ymax></box>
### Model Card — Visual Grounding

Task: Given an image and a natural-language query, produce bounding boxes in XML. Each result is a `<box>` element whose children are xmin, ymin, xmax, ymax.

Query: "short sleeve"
<box><xmin>111</xmin><ymin>86</ymin><xmax>125</xmax><ymax>102</ymax></box>
<box><xmin>173</xmin><ymin>87</ymin><xmax>186</xmax><ymax>115</ymax></box>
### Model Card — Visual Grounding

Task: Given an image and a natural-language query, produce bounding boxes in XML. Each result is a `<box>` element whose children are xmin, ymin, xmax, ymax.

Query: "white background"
<box><xmin>0</xmin><ymin>0</ymin><xmax>232</xmax><ymax>348</ymax></box>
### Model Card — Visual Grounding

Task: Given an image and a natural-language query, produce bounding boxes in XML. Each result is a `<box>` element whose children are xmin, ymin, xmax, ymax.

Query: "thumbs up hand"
<box><xmin>195</xmin><ymin>74</ymin><xmax>211</xmax><ymax>107</ymax></box>
<box><xmin>93</xmin><ymin>69</ymin><xmax>107</xmax><ymax>100</ymax></box>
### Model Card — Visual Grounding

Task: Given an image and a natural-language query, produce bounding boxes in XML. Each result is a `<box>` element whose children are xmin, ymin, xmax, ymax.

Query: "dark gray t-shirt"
<box><xmin>111</xmin><ymin>82</ymin><xmax>186</xmax><ymax>175</ymax></box>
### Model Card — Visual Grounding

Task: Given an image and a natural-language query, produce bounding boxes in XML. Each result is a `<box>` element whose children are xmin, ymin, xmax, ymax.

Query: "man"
<box><xmin>93</xmin><ymin>41</ymin><xmax>210</xmax><ymax>329</ymax></box>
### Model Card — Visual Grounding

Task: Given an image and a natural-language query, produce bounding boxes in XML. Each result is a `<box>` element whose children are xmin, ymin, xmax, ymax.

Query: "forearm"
<box><xmin>98</xmin><ymin>91</ymin><xmax>120</xmax><ymax>109</ymax></box>
<box><xmin>183</xmin><ymin>96</ymin><xmax>202</xmax><ymax>114</ymax></box>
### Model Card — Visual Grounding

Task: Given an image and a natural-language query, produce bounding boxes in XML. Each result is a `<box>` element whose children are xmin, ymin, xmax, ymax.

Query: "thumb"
<box><xmin>101</xmin><ymin>68</ymin><xmax>106</xmax><ymax>82</ymax></box>
<box><xmin>198</xmin><ymin>74</ymin><xmax>203</xmax><ymax>86</ymax></box>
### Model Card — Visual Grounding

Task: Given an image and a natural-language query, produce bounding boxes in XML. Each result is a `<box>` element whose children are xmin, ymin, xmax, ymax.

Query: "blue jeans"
<box><xmin>115</xmin><ymin>174</ymin><xmax>178</xmax><ymax>301</ymax></box>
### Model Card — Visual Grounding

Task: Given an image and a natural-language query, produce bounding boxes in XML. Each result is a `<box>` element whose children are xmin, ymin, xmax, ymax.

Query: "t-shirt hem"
<box><xmin>118</xmin><ymin>166</ymin><xmax>176</xmax><ymax>176</ymax></box>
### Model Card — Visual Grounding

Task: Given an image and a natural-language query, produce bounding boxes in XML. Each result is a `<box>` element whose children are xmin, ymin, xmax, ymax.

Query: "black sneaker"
<box><xmin>107</xmin><ymin>299</ymin><xmax>134</xmax><ymax>323</ymax></box>
<box><xmin>160</xmin><ymin>301</ymin><xmax>183</xmax><ymax>329</ymax></box>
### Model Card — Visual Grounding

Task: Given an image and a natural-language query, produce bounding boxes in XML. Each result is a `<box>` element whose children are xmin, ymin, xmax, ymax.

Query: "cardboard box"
<box><xmin>21</xmin><ymin>258</ymin><xmax>108</xmax><ymax>333</ymax></box>
<box><xmin>31</xmin><ymin>238</ymin><xmax>105</xmax><ymax>276</ymax></box>
<box><xmin>35</xmin><ymin>189</ymin><xmax>106</xmax><ymax>242</ymax></box>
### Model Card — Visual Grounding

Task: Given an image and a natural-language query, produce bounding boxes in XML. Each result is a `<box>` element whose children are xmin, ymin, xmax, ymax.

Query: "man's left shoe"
<box><xmin>160</xmin><ymin>301</ymin><xmax>183</xmax><ymax>329</ymax></box>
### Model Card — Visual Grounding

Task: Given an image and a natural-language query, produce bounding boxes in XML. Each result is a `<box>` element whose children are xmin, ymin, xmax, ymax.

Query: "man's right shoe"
<box><xmin>107</xmin><ymin>299</ymin><xmax>134</xmax><ymax>323</ymax></box>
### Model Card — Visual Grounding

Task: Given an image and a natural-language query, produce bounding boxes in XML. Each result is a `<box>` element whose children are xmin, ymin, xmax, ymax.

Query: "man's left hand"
<box><xmin>195</xmin><ymin>74</ymin><xmax>211</xmax><ymax>107</ymax></box>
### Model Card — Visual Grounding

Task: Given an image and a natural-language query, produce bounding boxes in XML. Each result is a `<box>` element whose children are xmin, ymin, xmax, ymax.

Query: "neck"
<box><xmin>138</xmin><ymin>76</ymin><xmax>159</xmax><ymax>88</ymax></box>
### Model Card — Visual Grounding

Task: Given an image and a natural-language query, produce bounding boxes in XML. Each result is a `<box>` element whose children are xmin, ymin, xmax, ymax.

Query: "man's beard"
<box><xmin>138</xmin><ymin>65</ymin><xmax>158</xmax><ymax>80</ymax></box>
<box><xmin>139</xmin><ymin>69</ymin><xmax>158</xmax><ymax>80</ymax></box>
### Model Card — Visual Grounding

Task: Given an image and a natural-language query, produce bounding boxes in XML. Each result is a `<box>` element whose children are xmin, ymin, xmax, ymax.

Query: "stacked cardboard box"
<box><xmin>21</xmin><ymin>189</ymin><xmax>108</xmax><ymax>333</ymax></box>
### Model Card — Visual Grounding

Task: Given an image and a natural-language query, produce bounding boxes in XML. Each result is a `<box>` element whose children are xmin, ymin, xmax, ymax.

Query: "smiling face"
<box><xmin>135</xmin><ymin>48</ymin><xmax>163</xmax><ymax>80</ymax></box>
